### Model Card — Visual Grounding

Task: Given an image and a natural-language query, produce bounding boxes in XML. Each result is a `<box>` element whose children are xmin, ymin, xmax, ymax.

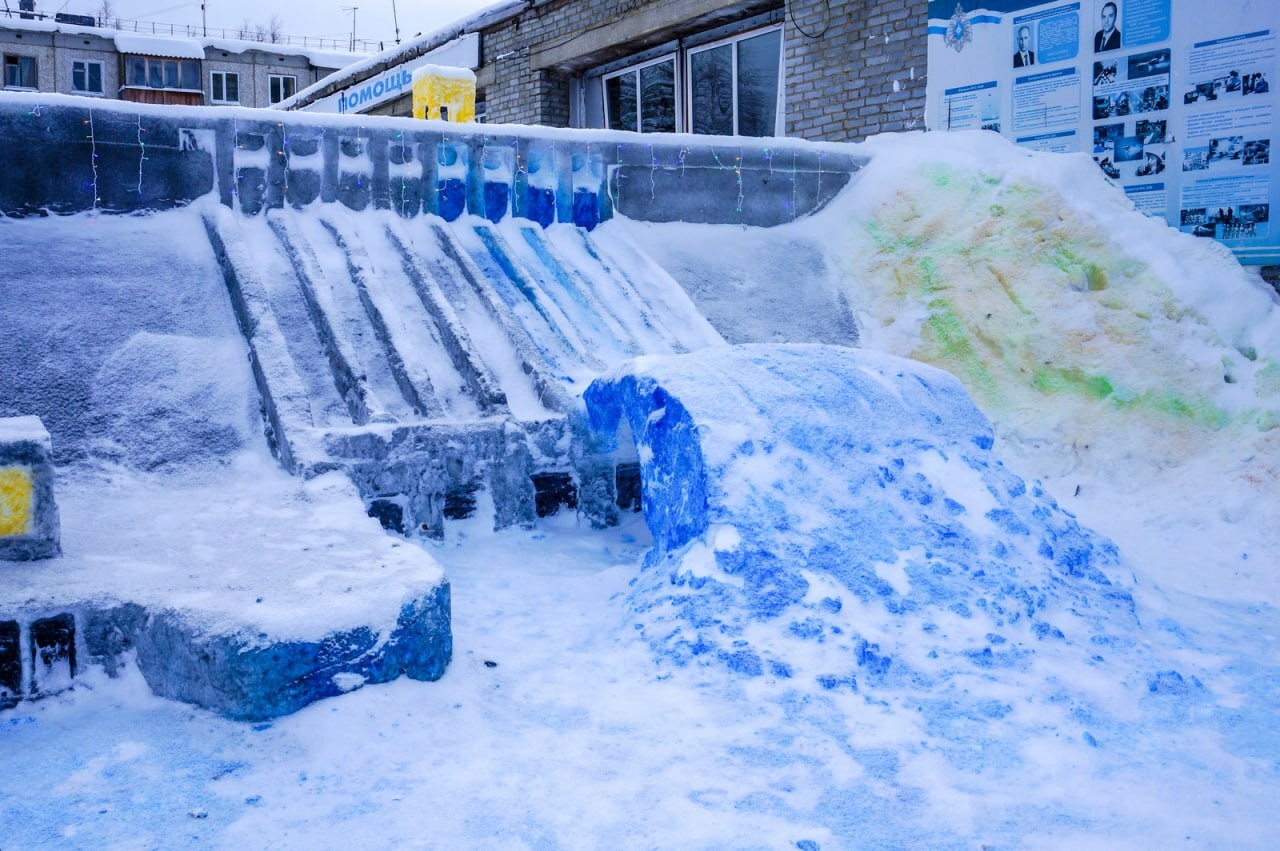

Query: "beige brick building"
<box><xmin>282</xmin><ymin>0</ymin><xmax>927</xmax><ymax>144</ymax></box>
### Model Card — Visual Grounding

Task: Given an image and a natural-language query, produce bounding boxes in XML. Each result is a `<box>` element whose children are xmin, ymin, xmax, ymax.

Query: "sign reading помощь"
<box><xmin>302</xmin><ymin>33</ymin><xmax>480</xmax><ymax>116</ymax></box>
<box><xmin>927</xmin><ymin>0</ymin><xmax>1280</xmax><ymax>265</ymax></box>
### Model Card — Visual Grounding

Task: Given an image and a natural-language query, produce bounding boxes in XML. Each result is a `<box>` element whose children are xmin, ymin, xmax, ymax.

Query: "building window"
<box><xmin>3</xmin><ymin>54</ymin><xmax>38</xmax><ymax>90</ymax></box>
<box><xmin>70</xmin><ymin>60</ymin><xmax>103</xmax><ymax>95</ymax></box>
<box><xmin>125</xmin><ymin>57</ymin><xmax>200</xmax><ymax>90</ymax></box>
<box><xmin>211</xmin><ymin>71</ymin><xmax>239</xmax><ymax>104</ymax></box>
<box><xmin>604</xmin><ymin>55</ymin><xmax>677</xmax><ymax>133</ymax></box>
<box><xmin>268</xmin><ymin>74</ymin><xmax>296</xmax><ymax>104</ymax></box>
<box><xmin>687</xmin><ymin>26</ymin><xmax>782</xmax><ymax>137</ymax></box>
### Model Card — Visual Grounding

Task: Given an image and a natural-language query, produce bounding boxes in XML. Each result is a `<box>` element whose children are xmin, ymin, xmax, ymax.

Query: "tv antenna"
<box><xmin>342</xmin><ymin>6</ymin><xmax>358</xmax><ymax>51</ymax></box>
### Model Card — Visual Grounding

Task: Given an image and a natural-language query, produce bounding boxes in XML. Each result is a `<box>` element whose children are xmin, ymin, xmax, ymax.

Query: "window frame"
<box><xmin>69</xmin><ymin>58</ymin><xmax>104</xmax><ymax>95</ymax></box>
<box><xmin>210</xmin><ymin>70</ymin><xmax>240</xmax><ymax>105</ymax></box>
<box><xmin>3</xmin><ymin>53</ymin><xmax>38</xmax><ymax>91</ymax></box>
<box><xmin>122</xmin><ymin>56</ymin><xmax>201</xmax><ymax>92</ymax></box>
<box><xmin>602</xmin><ymin>52</ymin><xmax>680</xmax><ymax>134</ymax></box>
<box><xmin>268</xmin><ymin>73</ymin><xmax>297</xmax><ymax>105</ymax></box>
<box><xmin>684</xmin><ymin>24</ymin><xmax>784</xmax><ymax>137</ymax></box>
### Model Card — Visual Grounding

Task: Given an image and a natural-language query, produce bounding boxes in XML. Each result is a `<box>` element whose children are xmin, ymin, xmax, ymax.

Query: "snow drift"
<box><xmin>586</xmin><ymin>345</ymin><xmax>1139</xmax><ymax>695</ymax></box>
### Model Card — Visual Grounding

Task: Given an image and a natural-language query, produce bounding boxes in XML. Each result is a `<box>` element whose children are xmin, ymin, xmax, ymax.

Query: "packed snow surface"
<box><xmin>2</xmin><ymin>130</ymin><xmax>1279</xmax><ymax>846</ymax></box>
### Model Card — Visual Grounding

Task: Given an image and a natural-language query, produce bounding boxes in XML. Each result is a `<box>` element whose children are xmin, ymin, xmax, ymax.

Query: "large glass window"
<box><xmin>70</xmin><ymin>60</ymin><xmax>103</xmax><ymax>94</ymax></box>
<box><xmin>688</xmin><ymin>27</ymin><xmax>782</xmax><ymax>137</ymax></box>
<box><xmin>3</xmin><ymin>54</ymin><xmax>38</xmax><ymax>90</ymax></box>
<box><xmin>689</xmin><ymin>44</ymin><xmax>733</xmax><ymax>135</ymax></box>
<box><xmin>604</xmin><ymin>55</ymin><xmax>677</xmax><ymax>134</ymax></box>
<box><xmin>125</xmin><ymin>57</ymin><xmax>200</xmax><ymax>90</ymax></box>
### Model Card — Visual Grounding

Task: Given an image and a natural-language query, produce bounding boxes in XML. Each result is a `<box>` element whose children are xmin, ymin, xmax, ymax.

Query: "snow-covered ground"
<box><xmin>3</xmin><ymin>130</ymin><xmax>1279</xmax><ymax>848</ymax></box>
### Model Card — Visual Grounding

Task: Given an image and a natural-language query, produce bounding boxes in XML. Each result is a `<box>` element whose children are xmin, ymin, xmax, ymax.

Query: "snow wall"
<box><xmin>0</xmin><ymin>94</ymin><xmax>859</xmax><ymax>225</ymax></box>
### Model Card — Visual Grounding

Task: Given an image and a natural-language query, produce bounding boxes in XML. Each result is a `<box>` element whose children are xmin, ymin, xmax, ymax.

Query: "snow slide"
<box><xmin>206</xmin><ymin>202</ymin><xmax>721</xmax><ymax>534</ymax></box>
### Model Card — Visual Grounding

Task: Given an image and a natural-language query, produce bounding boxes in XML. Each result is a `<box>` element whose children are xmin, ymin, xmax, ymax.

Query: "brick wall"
<box><xmin>478</xmin><ymin>0</ymin><xmax>927</xmax><ymax>142</ymax></box>
<box><xmin>480</xmin><ymin>5</ymin><xmax>589</xmax><ymax>128</ymax></box>
<box><xmin>784</xmin><ymin>0</ymin><xmax>927</xmax><ymax>141</ymax></box>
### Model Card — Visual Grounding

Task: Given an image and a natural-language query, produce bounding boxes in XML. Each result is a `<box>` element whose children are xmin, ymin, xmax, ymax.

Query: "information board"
<box><xmin>927</xmin><ymin>1</ymin><xmax>1280</xmax><ymax>265</ymax></box>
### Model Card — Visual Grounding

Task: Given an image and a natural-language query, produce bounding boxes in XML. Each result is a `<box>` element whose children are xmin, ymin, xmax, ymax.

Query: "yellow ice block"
<box><xmin>0</xmin><ymin>466</ymin><xmax>33</xmax><ymax>536</ymax></box>
<box><xmin>412</xmin><ymin>65</ymin><xmax>476</xmax><ymax>123</ymax></box>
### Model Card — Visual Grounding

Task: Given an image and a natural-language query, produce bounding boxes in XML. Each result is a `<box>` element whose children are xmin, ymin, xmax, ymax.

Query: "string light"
<box><xmin>230</xmin><ymin>117</ymin><xmax>239</xmax><ymax>209</ymax></box>
<box><xmin>817</xmin><ymin>150</ymin><xmax>824</xmax><ymax>204</ymax></box>
<box><xmin>791</xmin><ymin>149</ymin><xmax>799</xmax><ymax>221</ymax></box>
<box><xmin>279</xmin><ymin>121</ymin><xmax>289</xmax><ymax>205</ymax></box>
<box><xmin>135</xmin><ymin>115</ymin><xmax>147</xmax><ymax>196</ymax></box>
<box><xmin>397</xmin><ymin>130</ymin><xmax>409</xmax><ymax>217</ymax></box>
<box><xmin>85</xmin><ymin>109</ymin><xmax>100</xmax><ymax>211</ymax></box>
<box><xmin>735</xmin><ymin>149</ymin><xmax>744</xmax><ymax>214</ymax></box>
<box><xmin>648</xmin><ymin>143</ymin><xmax>657</xmax><ymax>200</ymax></box>
<box><xmin>611</xmin><ymin>142</ymin><xmax>622</xmax><ymax>211</ymax></box>
<box><xmin>512</xmin><ymin>137</ymin><xmax>523</xmax><ymax>219</ymax></box>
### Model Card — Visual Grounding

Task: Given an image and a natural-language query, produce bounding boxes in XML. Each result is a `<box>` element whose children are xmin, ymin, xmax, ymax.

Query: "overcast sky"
<box><xmin>49</xmin><ymin>0</ymin><xmax>498</xmax><ymax>54</ymax></box>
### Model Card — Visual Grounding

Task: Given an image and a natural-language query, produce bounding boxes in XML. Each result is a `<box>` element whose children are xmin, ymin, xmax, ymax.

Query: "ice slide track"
<box><xmin>446</xmin><ymin>219</ymin><xmax>723</xmax><ymax>377</ymax></box>
<box><xmin>204</xmin><ymin>205</ymin><xmax>721</xmax><ymax>533</ymax></box>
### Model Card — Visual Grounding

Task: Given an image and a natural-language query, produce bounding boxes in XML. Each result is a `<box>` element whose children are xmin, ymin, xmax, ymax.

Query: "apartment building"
<box><xmin>1</xmin><ymin>14</ymin><xmax>357</xmax><ymax>109</ymax></box>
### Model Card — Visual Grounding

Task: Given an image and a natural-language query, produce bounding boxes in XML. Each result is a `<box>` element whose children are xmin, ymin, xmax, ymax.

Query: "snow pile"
<box><xmin>829</xmin><ymin>131</ymin><xmax>1280</xmax><ymax>603</ymax></box>
<box><xmin>587</xmin><ymin>346</ymin><xmax>1154</xmax><ymax>719</ymax></box>
<box><xmin>838</xmin><ymin>131</ymin><xmax>1280</xmax><ymax>452</ymax></box>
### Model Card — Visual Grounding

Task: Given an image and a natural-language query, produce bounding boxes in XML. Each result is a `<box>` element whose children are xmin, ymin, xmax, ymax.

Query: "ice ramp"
<box><xmin>585</xmin><ymin>345</ymin><xmax>1136</xmax><ymax>688</ymax></box>
<box><xmin>205</xmin><ymin>204</ymin><xmax>722</xmax><ymax>535</ymax></box>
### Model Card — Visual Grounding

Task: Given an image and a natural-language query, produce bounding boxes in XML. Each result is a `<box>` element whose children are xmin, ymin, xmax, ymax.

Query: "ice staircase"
<box><xmin>205</xmin><ymin>204</ymin><xmax>722</xmax><ymax>535</ymax></box>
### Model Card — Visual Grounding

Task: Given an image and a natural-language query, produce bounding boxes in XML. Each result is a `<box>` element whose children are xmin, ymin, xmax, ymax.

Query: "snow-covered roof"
<box><xmin>277</xmin><ymin>0</ymin><xmax>526</xmax><ymax>110</ymax></box>
<box><xmin>0</xmin><ymin>16</ymin><xmax>365</xmax><ymax>70</ymax></box>
<box><xmin>413</xmin><ymin>64</ymin><xmax>477</xmax><ymax>83</ymax></box>
<box><xmin>114</xmin><ymin>33</ymin><xmax>204</xmax><ymax>60</ymax></box>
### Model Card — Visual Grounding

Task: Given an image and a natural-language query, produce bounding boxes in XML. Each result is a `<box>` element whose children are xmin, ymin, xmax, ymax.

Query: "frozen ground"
<box><xmin>2</xmin><ymin>503</ymin><xmax>1276</xmax><ymax>849</ymax></box>
<box><xmin>2</xmin><ymin>130</ymin><xmax>1279</xmax><ymax>848</ymax></box>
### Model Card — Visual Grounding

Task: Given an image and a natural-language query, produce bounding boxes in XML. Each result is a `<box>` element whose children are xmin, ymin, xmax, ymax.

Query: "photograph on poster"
<box><xmin>1137</xmin><ymin>119</ymin><xmax>1167</xmax><ymax>143</ymax></box>
<box><xmin>1094</xmin><ymin>1</ymin><xmax>1122</xmax><ymax>53</ymax></box>
<box><xmin>1090</xmin><ymin>118</ymin><xmax>1172</xmax><ymax>180</ymax></box>
<box><xmin>1094</xmin><ymin>59</ymin><xmax>1119</xmax><ymax>85</ymax></box>
<box><xmin>1094</xmin><ymin>85</ymin><xmax>1170</xmax><ymax>119</ymax></box>
<box><xmin>1093</xmin><ymin>120</ymin><xmax>1165</xmax><ymax>181</ymax></box>
<box><xmin>978</xmin><ymin>90</ymin><xmax>1001</xmax><ymax>132</ymax></box>
<box><xmin>1183</xmin><ymin>136</ymin><xmax>1271</xmax><ymax>171</ymax></box>
<box><xmin>1014</xmin><ymin>25</ymin><xmax>1036</xmax><ymax>67</ymax></box>
<box><xmin>1136</xmin><ymin>144</ymin><xmax>1167</xmax><ymax>176</ymax></box>
<box><xmin>1184</xmin><ymin>69</ymin><xmax>1273</xmax><ymax>104</ymax></box>
<box><xmin>1129</xmin><ymin>49</ymin><xmax>1171</xmax><ymax>80</ymax></box>
<box><xmin>1180</xmin><ymin>202</ymin><xmax>1269</xmax><ymax>239</ymax></box>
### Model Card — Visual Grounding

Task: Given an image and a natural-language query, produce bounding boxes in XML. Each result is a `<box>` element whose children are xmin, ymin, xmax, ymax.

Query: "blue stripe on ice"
<box><xmin>584</xmin><ymin>345</ymin><xmax>1134</xmax><ymax>686</ymax></box>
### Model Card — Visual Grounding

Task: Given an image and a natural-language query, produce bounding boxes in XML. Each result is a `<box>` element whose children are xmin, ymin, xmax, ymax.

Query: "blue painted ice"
<box><xmin>587</xmin><ymin>344</ymin><xmax>1140</xmax><ymax>703</ymax></box>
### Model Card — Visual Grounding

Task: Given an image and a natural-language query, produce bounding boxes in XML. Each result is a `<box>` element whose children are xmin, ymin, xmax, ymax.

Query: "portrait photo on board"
<box><xmin>1094</xmin><ymin>1</ymin><xmax>1121</xmax><ymax>53</ymax></box>
<box><xmin>1014</xmin><ymin>25</ymin><xmax>1036</xmax><ymax>67</ymax></box>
